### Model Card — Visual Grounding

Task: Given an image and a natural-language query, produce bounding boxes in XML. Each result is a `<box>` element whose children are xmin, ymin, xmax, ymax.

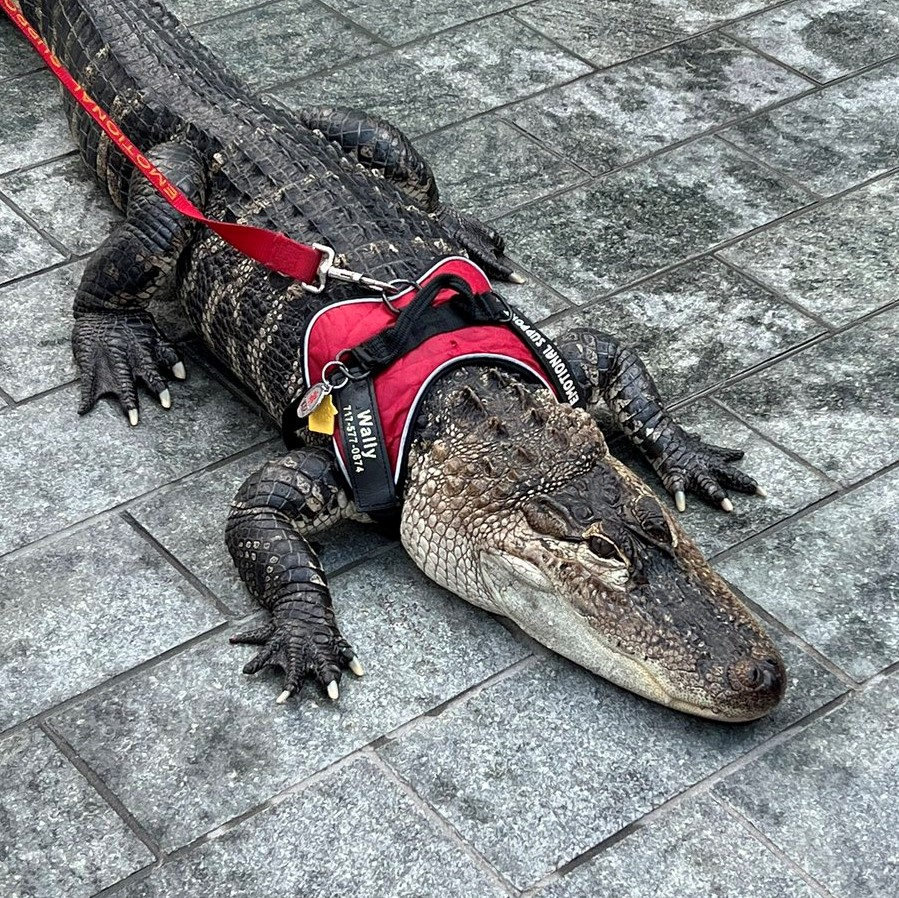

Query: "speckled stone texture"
<box><xmin>51</xmin><ymin>548</ymin><xmax>528</xmax><ymax>848</ymax></box>
<box><xmin>381</xmin><ymin>650</ymin><xmax>846</xmax><ymax>889</ymax></box>
<box><xmin>717</xmin><ymin>308</ymin><xmax>899</xmax><ymax>486</ymax></box>
<box><xmin>1</xmin><ymin>1</ymin><xmax>896</xmax><ymax>895</ymax></box>
<box><xmin>514</xmin><ymin>0</ymin><xmax>784</xmax><ymax>69</ymax></box>
<box><xmin>415</xmin><ymin>115</ymin><xmax>585</xmax><ymax>219</ymax></box>
<box><xmin>193</xmin><ymin>0</ymin><xmax>383</xmax><ymax>88</ymax></box>
<box><xmin>726</xmin><ymin>0</ymin><xmax>899</xmax><ymax>82</ymax></box>
<box><xmin>546</xmin><ymin>256</ymin><xmax>822</xmax><ymax>401</ymax></box>
<box><xmin>537</xmin><ymin>793</ymin><xmax>819</xmax><ymax>898</ymax></box>
<box><xmin>0</xmin><ymin>368</ymin><xmax>271</xmax><ymax>554</ymax></box>
<box><xmin>723</xmin><ymin>61</ymin><xmax>899</xmax><ymax>194</ymax></box>
<box><xmin>499</xmin><ymin>137</ymin><xmax>814</xmax><ymax>301</ymax></box>
<box><xmin>0</xmin><ymin>261</ymin><xmax>83</xmax><ymax>400</ymax></box>
<box><xmin>719</xmin><ymin>175</ymin><xmax>899</xmax><ymax>326</ymax></box>
<box><xmin>715</xmin><ymin>675</ymin><xmax>899</xmax><ymax>898</ymax></box>
<box><xmin>276</xmin><ymin>15</ymin><xmax>593</xmax><ymax>136</ymax></box>
<box><xmin>718</xmin><ymin>468</ymin><xmax>899</xmax><ymax>680</ymax></box>
<box><xmin>114</xmin><ymin>759</ymin><xmax>509</xmax><ymax>898</ymax></box>
<box><xmin>504</xmin><ymin>32</ymin><xmax>809</xmax><ymax>175</ymax></box>
<box><xmin>0</xmin><ymin>726</ymin><xmax>152</xmax><ymax>897</ymax></box>
<box><xmin>0</xmin><ymin>516</ymin><xmax>222</xmax><ymax>730</ymax></box>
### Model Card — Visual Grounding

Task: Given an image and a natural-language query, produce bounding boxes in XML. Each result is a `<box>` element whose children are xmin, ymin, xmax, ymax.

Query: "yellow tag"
<box><xmin>308</xmin><ymin>394</ymin><xmax>337</xmax><ymax>435</ymax></box>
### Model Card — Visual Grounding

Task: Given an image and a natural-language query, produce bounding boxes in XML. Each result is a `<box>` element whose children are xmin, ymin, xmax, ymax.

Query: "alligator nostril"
<box><xmin>747</xmin><ymin>658</ymin><xmax>785</xmax><ymax>693</ymax></box>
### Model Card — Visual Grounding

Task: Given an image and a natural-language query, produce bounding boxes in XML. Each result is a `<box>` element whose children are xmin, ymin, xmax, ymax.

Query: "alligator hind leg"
<box><xmin>226</xmin><ymin>446</ymin><xmax>367</xmax><ymax>703</ymax></box>
<box><xmin>557</xmin><ymin>327</ymin><xmax>762</xmax><ymax>511</ymax></box>
<box><xmin>73</xmin><ymin>140</ymin><xmax>206</xmax><ymax>424</ymax></box>
<box><xmin>296</xmin><ymin>105</ymin><xmax>521</xmax><ymax>281</ymax></box>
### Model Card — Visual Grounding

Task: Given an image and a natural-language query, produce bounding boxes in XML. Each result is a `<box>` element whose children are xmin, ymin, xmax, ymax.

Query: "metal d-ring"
<box><xmin>320</xmin><ymin>359</ymin><xmax>351</xmax><ymax>390</ymax></box>
<box><xmin>335</xmin><ymin>348</ymin><xmax>370</xmax><ymax>381</ymax></box>
<box><xmin>492</xmin><ymin>291</ymin><xmax>514</xmax><ymax>323</ymax></box>
<box><xmin>382</xmin><ymin>278</ymin><xmax>418</xmax><ymax>314</ymax></box>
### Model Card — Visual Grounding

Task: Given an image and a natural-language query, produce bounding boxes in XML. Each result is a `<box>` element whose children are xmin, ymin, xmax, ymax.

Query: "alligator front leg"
<box><xmin>226</xmin><ymin>446</ymin><xmax>366</xmax><ymax>703</ymax></box>
<box><xmin>296</xmin><ymin>105</ymin><xmax>520</xmax><ymax>282</ymax></box>
<box><xmin>73</xmin><ymin>140</ymin><xmax>206</xmax><ymax>424</ymax></box>
<box><xmin>557</xmin><ymin>327</ymin><xmax>762</xmax><ymax>511</ymax></box>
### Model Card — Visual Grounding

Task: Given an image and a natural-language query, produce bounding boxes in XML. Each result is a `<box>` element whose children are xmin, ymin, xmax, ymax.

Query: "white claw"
<box><xmin>172</xmin><ymin>361</ymin><xmax>187</xmax><ymax>380</ymax></box>
<box><xmin>508</xmin><ymin>272</ymin><xmax>526</xmax><ymax>285</ymax></box>
<box><xmin>327</xmin><ymin>680</ymin><xmax>339</xmax><ymax>701</ymax></box>
<box><xmin>128</xmin><ymin>408</ymin><xmax>139</xmax><ymax>427</ymax></box>
<box><xmin>721</xmin><ymin>497</ymin><xmax>734</xmax><ymax>513</ymax></box>
<box><xmin>276</xmin><ymin>689</ymin><xmax>292</xmax><ymax>704</ymax></box>
<box><xmin>674</xmin><ymin>490</ymin><xmax>686</xmax><ymax>512</ymax></box>
<box><xmin>159</xmin><ymin>388</ymin><xmax>172</xmax><ymax>409</ymax></box>
<box><xmin>755</xmin><ymin>485</ymin><xmax>767</xmax><ymax>498</ymax></box>
<box><xmin>349</xmin><ymin>657</ymin><xmax>365</xmax><ymax>677</ymax></box>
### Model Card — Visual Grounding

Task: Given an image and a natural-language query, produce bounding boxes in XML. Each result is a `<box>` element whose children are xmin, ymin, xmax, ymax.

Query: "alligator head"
<box><xmin>402</xmin><ymin>370</ymin><xmax>786</xmax><ymax>722</ymax></box>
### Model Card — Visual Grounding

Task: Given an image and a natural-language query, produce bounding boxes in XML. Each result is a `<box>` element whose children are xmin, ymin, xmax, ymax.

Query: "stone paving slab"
<box><xmin>51</xmin><ymin>548</ymin><xmax>529</xmax><ymax>849</ymax></box>
<box><xmin>0</xmin><ymin>70</ymin><xmax>74</xmax><ymax>175</ymax></box>
<box><xmin>0</xmin><ymin>260</ymin><xmax>83</xmax><ymax>401</ymax></box>
<box><xmin>415</xmin><ymin>114</ymin><xmax>585</xmax><ymax>220</ymax></box>
<box><xmin>276</xmin><ymin>14</ymin><xmax>592</xmax><ymax>136</ymax></box>
<box><xmin>715</xmin><ymin>673</ymin><xmax>899</xmax><ymax>898</ymax></box>
<box><xmin>129</xmin><ymin>444</ymin><xmax>397</xmax><ymax>616</ymax></box>
<box><xmin>0</xmin><ymin>515</ymin><xmax>223</xmax><ymax>732</ymax></box>
<box><xmin>380</xmin><ymin>648</ymin><xmax>846</xmax><ymax>889</ymax></box>
<box><xmin>726</xmin><ymin>0</ymin><xmax>899</xmax><ymax>83</ymax></box>
<box><xmin>545</xmin><ymin>256</ymin><xmax>823</xmax><ymax>402</ymax></box>
<box><xmin>193</xmin><ymin>0</ymin><xmax>384</xmax><ymax>89</ymax></box>
<box><xmin>0</xmin><ymin>194</ymin><xmax>63</xmax><ymax>283</ymax></box>
<box><xmin>514</xmin><ymin>0</ymin><xmax>784</xmax><ymax>70</ymax></box>
<box><xmin>723</xmin><ymin>60</ymin><xmax>899</xmax><ymax>194</ymax></box>
<box><xmin>717</xmin><ymin>308</ymin><xmax>899</xmax><ymax>486</ymax></box>
<box><xmin>114</xmin><ymin>758</ymin><xmax>509</xmax><ymax>898</ymax></box>
<box><xmin>719</xmin><ymin>174</ymin><xmax>899</xmax><ymax>327</ymax></box>
<box><xmin>499</xmin><ymin>136</ymin><xmax>814</xmax><ymax>302</ymax></box>
<box><xmin>0</xmin><ymin>19</ymin><xmax>43</xmax><ymax>78</ymax></box>
<box><xmin>718</xmin><ymin>467</ymin><xmax>899</xmax><ymax>681</ymax></box>
<box><xmin>0</xmin><ymin>370</ymin><xmax>271</xmax><ymax>555</ymax></box>
<box><xmin>536</xmin><ymin>793</ymin><xmax>819</xmax><ymax>898</ymax></box>
<box><xmin>1</xmin><ymin>156</ymin><xmax>120</xmax><ymax>257</ymax></box>
<box><xmin>503</xmin><ymin>32</ymin><xmax>810</xmax><ymax>176</ymax></box>
<box><xmin>0</xmin><ymin>726</ymin><xmax>153</xmax><ymax>898</ymax></box>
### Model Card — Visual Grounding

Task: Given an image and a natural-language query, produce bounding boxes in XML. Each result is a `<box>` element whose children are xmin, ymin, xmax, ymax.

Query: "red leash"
<box><xmin>2</xmin><ymin>0</ymin><xmax>391</xmax><ymax>293</ymax></box>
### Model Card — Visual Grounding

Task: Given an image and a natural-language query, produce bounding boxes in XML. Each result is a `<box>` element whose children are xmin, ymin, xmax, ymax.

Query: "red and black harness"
<box><xmin>283</xmin><ymin>257</ymin><xmax>586</xmax><ymax>515</ymax></box>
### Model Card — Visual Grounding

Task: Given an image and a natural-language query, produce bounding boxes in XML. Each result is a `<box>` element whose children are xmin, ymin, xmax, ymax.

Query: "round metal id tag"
<box><xmin>296</xmin><ymin>381</ymin><xmax>331</xmax><ymax>418</ymax></box>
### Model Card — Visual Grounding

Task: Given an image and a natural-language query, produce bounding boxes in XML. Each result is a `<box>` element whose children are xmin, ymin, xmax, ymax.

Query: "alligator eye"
<box><xmin>588</xmin><ymin>535</ymin><xmax>619</xmax><ymax>559</ymax></box>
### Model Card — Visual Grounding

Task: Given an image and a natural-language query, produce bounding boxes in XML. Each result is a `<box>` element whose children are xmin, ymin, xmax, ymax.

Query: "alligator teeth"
<box><xmin>349</xmin><ymin>657</ymin><xmax>365</xmax><ymax>677</ymax></box>
<box><xmin>128</xmin><ymin>409</ymin><xmax>139</xmax><ymax>427</ymax></box>
<box><xmin>172</xmin><ymin>361</ymin><xmax>187</xmax><ymax>380</ymax></box>
<box><xmin>159</xmin><ymin>389</ymin><xmax>172</xmax><ymax>409</ymax></box>
<box><xmin>721</xmin><ymin>497</ymin><xmax>734</xmax><ymax>513</ymax></box>
<box><xmin>276</xmin><ymin>689</ymin><xmax>292</xmax><ymax>704</ymax></box>
<box><xmin>327</xmin><ymin>681</ymin><xmax>340</xmax><ymax>701</ymax></box>
<box><xmin>674</xmin><ymin>490</ymin><xmax>686</xmax><ymax>512</ymax></box>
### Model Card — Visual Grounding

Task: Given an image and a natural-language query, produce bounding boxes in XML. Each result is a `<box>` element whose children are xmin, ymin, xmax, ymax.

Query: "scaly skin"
<box><xmin>20</xmin><ymin>0</ymin><xmax>785</xmax><ymax>719</ymax></box>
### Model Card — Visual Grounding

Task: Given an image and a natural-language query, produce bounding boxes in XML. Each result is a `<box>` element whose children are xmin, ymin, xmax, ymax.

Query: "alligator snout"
<box><xmin>728</xmin><ymin>654</ymin><xmax>787</xmax><ymax>714</ymax></box>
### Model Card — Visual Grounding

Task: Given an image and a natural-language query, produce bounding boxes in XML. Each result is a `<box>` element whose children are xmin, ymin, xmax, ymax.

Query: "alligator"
<box><xmin>16</xmin><ymin>0</ymin><xmax>786</xmax><ymax>722</ymax></box>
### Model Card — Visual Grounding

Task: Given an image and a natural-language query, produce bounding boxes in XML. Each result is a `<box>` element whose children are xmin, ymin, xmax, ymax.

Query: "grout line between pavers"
<box><xmin>121</xmin><ymin>511</ymin><xmax>240</xmax><ymax>619</ymax></box>
<box><xmin>521</xmin><ymin>688</ymin><xmax>855</xmax><ymax>894</ymax></box>
<box><xmin>368</xmin><ymin>749</ymin><xmax>522</xmax><ymax>897</ymax></box>
<box><xmin>0</xmin><ymin>147</ymin><xmax>79</xmax><ymax>180</ymax></box>
<box><xmin>713</xmin><ymin>794</ymin><xmax>841</xmax><ymax>898</ymax></box>
<box><xmin>713</xmin><ymin>132</ymin><xmax>827</xmax><ymax>201</ymax></box>
<box><xmin>711</xmin><ymin>252</ymin><xmax>836</xmax><ymax>332</ymax></box>
<box><xmin>0</xmin><ymin>621</ymin><xmax>236</xmax><ymax>742</ymax></box>
<box><xmin>718</xmin><ymin>28</ymin><xmax>824</xmax><ymax>87</ymax></box>
<box><xmin>0</xmin><ymin>185</ymin><xmax>73</xmax><ymax>258</ymax></box>
<box><xmin>39</xmin><ymin>719</ymin><xmax>167</xmax><ymax>864</ymax></box>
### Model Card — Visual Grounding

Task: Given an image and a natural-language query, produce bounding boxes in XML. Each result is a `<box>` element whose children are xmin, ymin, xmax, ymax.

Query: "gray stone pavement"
<box><xmin>0</xmin><ymin>0</ymin><xmax>897</xmax><ymax>895</ymax></box>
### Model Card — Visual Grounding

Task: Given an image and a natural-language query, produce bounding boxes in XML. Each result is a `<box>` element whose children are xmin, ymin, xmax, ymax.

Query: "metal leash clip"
<box><xmin>304</xmin><ymin>243</ymin><xmax>399</xmax><ymax>295</ymax></box>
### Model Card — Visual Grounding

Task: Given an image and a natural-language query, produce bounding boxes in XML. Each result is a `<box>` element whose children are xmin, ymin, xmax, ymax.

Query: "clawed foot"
<box><xmin>72</xmin><ymin>310</ymin><xmax>186</xmax><ymax>425</ymax></box>
<box><xmin>230</xmin><ymin>618</ymin><xmax>364</xmax><ymax>704</ymax></box>
<box><xmin>653</xmin><ymin>431</ymin><xmax>765</xmax><ymax>513</ymax></box>
<box><xmin>435</xmin><ymin>205</ymin><xmax>524</xmax><ymax>284</ymax></box>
